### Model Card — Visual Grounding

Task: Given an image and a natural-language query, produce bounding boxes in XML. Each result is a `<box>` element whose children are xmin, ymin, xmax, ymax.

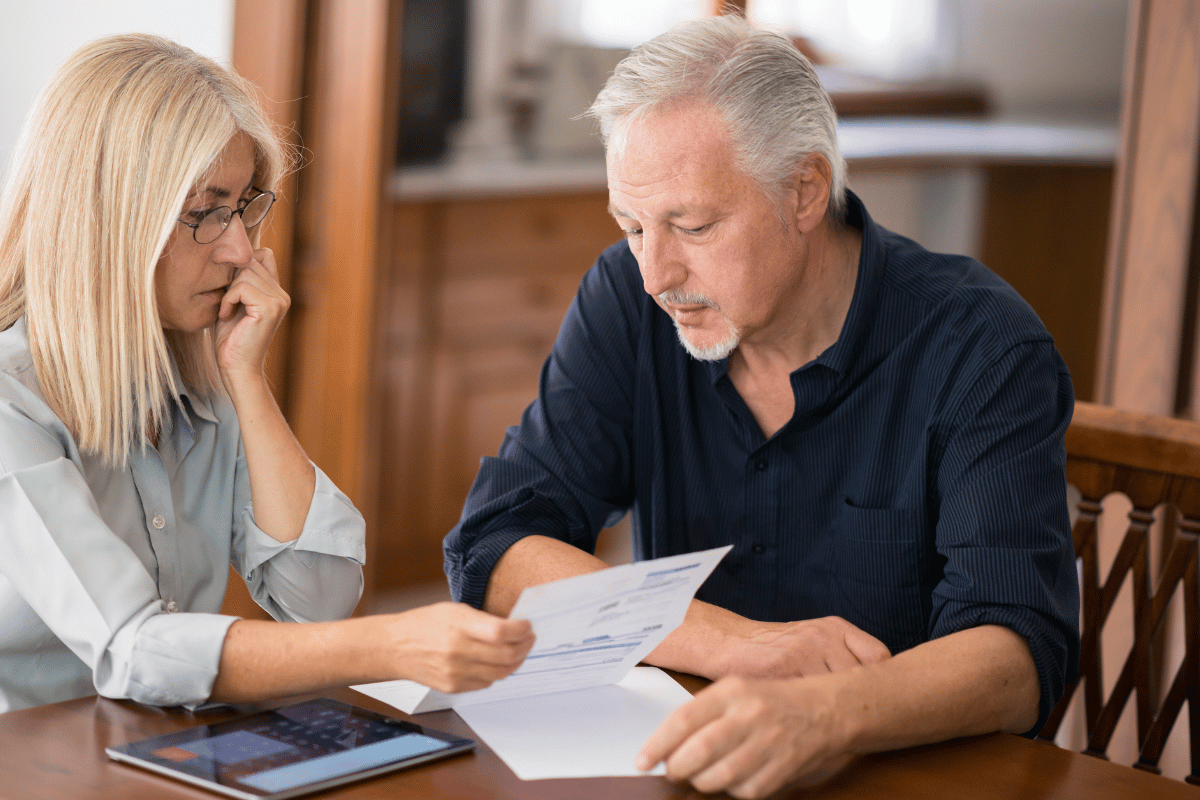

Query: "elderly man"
<box><xmin>444</xmin><ymin>15</ymin><xmax>1079</xmax><ymax>798</ymax></box>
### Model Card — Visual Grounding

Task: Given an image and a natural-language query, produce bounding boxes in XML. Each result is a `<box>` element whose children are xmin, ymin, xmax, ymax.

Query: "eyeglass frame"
<box><xmin>175</xmin><ymin>187</ymin><xmax>276</xmax><ymax>244</ymax></box>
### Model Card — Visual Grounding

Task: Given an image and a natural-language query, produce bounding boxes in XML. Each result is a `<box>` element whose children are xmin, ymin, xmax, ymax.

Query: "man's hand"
<box><xmin>637</xmin><ymin>674</ymin><xmax>853</xmax><ymax>799</ymax></box>
<box><xmin>723</xmin><ymin>615</ymin><xmax>892</xmax><ymax>678</ymax></box>
<box><xmin>638</xmin><ymin>625</ymin><xmax>1042</xmax><ymax>799</ymax></box>
<box><xmin>648</xmin><ymin>603</ymin><xmax>891</xmax><ymax>680</ymax></box>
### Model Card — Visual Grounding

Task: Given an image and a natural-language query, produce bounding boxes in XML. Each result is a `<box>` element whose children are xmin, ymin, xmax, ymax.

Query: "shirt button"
<box><xmin>752</xmin><ymin>543</ymin><xmax>765</xmax><ymax>554</ymax></box>
<box><xmin>755</xmin><ymin>459</ymin><xmax>768</xmax><ymax>472</ymax></box>
<box><xmin>166</xmin><ymin>600</ymin><xmax>178</xmax><ymax>613</ymax></box>
<box><xmin>151</xmin><ymin>514</ymin><xmax>166</xmax><ymax>529</ymax></box>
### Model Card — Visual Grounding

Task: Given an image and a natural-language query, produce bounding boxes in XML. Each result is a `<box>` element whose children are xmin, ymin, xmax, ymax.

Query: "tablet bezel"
<box><xmin>105</xmin><ymin>697</ymin><xmax>474</xmax><ymax>800</ymax></box>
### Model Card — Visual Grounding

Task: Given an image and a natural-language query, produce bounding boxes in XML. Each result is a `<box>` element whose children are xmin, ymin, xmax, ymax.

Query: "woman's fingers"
<box><xmin>389</xmin><ymin>603</ymin><xmax>535</xmax><ymax>693</ymax></box>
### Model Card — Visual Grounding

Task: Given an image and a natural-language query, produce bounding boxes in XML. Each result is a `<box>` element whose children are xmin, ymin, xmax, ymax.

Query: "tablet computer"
<box><xmin>105</xmin><ymin>697</ymin><xmax>474</xmax><ymax>800</ymax></box>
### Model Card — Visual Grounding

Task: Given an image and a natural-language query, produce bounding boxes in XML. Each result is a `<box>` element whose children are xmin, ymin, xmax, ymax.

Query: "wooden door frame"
<box><xmin>233</xmin><ymin>0</ymin><xmax>394</xmax><ymax>606</ymax></box>
<box><xmin>1096</xmin><ymin>0</ymin><xmax>1200</xmax><ymax>415</ymax></box>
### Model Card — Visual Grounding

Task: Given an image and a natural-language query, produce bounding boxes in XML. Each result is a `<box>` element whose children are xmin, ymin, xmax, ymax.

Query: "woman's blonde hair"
<box><xmin>0</xmin><ymin>33</ymin><xmax>293</xmax><ymax>464</ymax></box>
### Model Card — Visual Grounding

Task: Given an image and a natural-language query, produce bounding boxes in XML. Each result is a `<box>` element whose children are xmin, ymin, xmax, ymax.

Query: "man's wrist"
<box><xmin>821</xmin><ymin>667</ymin><xmax>873</xmax><ymax>754</ymax></box>
<box><xmin>646</xmin><ymin>600</ymin><xmax>752</xmax><ymax>678</ymax></box>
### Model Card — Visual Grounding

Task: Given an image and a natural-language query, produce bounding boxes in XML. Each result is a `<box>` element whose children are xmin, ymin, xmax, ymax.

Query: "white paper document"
<box><xmin>352</xmin><ymin>545</ymin><xmax>730</xmax><ymax>715</ymax></box>
<box><xmin>455</xmin><ymin>666</ymin><xmax>693</xmax><ymax>779</ymax></box>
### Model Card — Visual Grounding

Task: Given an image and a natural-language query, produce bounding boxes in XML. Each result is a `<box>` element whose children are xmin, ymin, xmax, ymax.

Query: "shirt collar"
<box><xmin>0</xmin><ymin>315</ymin><xmax>32</xmax><ymax>369</ymax></box>
<box><xmin>701</xmin><ymin>189</ymin><xmax>883</xmax><ymax>384</ymax></box>
<box><xmin>165</xmin><ymin>352</ymin><xmax>219</xmax><ymax>427</ymax></box>
<box><xmin>812</xmin><ymin>189</ymin><xmax>883</xmax><ymax>378</ymax></box>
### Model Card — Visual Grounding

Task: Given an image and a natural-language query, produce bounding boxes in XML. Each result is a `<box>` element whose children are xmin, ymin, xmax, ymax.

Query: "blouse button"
<box><xmin>166</xmin><ymin>600</ymin><xmax>178</xmax><ymax>613</ymax></box>
<box><xmin>151</xmin><ymin>514</ymin><xmax>166</xmax><ymax>529</ymax></box>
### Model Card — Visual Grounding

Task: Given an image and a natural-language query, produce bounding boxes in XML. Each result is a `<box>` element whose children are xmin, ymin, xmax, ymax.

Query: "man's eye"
<box><xmin>681</xmin><ymin>223</ymin><xmax>711</xmax><ymax>235</ymax></box>
<box><xmin>623</xmin><ymin>228</ymin><xmax>643</xmax><ymax>237</ymax></box>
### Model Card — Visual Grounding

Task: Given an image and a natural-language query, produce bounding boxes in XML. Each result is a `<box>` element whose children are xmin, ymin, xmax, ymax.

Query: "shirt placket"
<box><xmin>744</xmin><ymin>440</ymin><xmax>782</xmax><ymax>610</ymax></box>
<box><xmin>129</xmin><ymin>450</ymin><xmax>181</xmax><ymax>614</ymax></box>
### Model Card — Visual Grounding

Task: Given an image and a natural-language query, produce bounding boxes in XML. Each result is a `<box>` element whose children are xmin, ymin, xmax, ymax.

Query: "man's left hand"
<box><xmin>726</xmin><ymin>615</ymin><xmax>891</xmax><ymax>677</ymax></box>
<box><xmin>637</xmin><ymin>674</ymin><xmax>853</xmax><ymax>799</ymax></box>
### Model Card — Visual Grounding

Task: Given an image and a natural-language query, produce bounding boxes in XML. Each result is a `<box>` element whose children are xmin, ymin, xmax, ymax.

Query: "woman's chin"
<box><xmin>160</xmin><ymin>310</ymin><xmax>219</xmax><ymax>333</ymax></box>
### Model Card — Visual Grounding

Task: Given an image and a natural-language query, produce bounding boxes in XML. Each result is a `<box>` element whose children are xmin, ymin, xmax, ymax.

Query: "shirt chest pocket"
<box><xmin>826</xmin><ymin>502</ymin><xmax>930</xmax><ymax>653</ymax></box>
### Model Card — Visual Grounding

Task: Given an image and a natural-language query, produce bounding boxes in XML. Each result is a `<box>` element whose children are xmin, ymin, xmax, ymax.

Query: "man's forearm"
<box><xmin>485</xmin><ymin>537</ymin><xmax>896</xmax><ymax>681</ymax></box>
<box><xmin>638</xmin><ymin>622</ymin><xmax>1041</xmax><ymax>798</ymax></box>
<box><xmin>834</xmin><ymin>624</ymin><xmax>1040</xmax><ymax>751</ymax></box>
<box><xmin>482</xmin><ymin>534</ymin><xmax>610</xmax><ymax>615</ymax></box>
<box><xmin>644</xmin><ymin>599</ymin><xmax>762</xmax><ymax>678</ymax></box>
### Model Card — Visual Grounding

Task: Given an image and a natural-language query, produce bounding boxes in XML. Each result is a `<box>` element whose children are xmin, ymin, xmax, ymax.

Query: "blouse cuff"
<box><xmin>240</xmin><ymin>464</ymin><xmax>366</xmax><ymax>573</ymax></box>
<box><xmin>120</xmin><ymin>610</ymin><xmax>237</xmax><ymax>708</ymax></box>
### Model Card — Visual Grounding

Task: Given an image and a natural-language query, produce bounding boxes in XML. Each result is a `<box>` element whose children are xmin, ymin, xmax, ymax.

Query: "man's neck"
<box><xmin>735</xmin><ymin>218</ymin><xmax>862</xmax><ymax>377</ymax></box>
<box><xmin>726</xmin><ymin>218</ymin><xmax>862</xmax><ymax>439</ymax></box>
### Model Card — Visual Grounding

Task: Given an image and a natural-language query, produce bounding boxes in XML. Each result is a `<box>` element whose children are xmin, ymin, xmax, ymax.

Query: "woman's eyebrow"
<box><xmin>185</xmin><ymin>186</ymin><xmax>231</xmax><ymax>204</ymax></box>
<box><xmin>185</xmin><ymin>180</ymin><xmax>255</xmax><ymax>204</ymax></box>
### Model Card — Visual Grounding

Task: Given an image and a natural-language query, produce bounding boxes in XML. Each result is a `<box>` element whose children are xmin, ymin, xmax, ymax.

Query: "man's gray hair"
<box><xmin>588</xmin><ymin>14</ymin><xmax>846</xmax><ymax>221</ymax></box>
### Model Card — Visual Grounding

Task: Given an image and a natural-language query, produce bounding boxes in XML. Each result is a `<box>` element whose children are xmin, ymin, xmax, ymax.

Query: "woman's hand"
<box><xmin>212</xmin><ymin>605</ymin><xmax>536</xmax><ymax>703</ymax></box>
<box><xmin>382</xmin><ymin>602</ymin><xmax>536</xmax><ymax>694</ymax></box>
<box><xmin>215</xmin><ymin>247</ymin><xmax>288</xmax><ymax>386</ymax></box>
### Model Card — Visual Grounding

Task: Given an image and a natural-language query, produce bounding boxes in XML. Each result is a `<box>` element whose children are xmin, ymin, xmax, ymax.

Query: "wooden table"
<box><xmin>1</xmin><ymin>676</ymin><xmax>1195</xmax><ymax>800</ymax></box>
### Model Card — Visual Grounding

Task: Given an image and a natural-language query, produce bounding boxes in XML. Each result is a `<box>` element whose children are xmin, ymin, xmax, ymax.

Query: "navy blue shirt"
<box><xmin>444</xmin><ymin>191</ymin><xmax>1080</xmax><ymax>732</ymax></box>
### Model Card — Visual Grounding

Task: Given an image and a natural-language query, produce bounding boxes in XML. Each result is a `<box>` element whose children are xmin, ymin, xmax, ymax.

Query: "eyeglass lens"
<box><xmin>194</xmin><ymin>191</ymin><xmax>274</xmax><ymax>244</ymax></box>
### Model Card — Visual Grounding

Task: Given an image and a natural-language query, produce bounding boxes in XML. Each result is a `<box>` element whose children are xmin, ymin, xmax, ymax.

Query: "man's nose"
<box><xmin>639</xmin><ymin>230</ymin><xmax>685</xmax><ymax>298</ymax></box>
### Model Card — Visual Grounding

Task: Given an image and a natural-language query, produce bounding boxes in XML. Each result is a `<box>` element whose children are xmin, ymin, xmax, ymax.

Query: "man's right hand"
<box><xmin>648</xmin><ymin>603</ymin><xmax>891</xmax><ymax>680</ymax></box>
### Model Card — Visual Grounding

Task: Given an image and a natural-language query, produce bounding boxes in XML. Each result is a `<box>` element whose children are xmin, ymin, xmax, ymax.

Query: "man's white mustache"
<box><xmin>659</xmin><ymin>290</ymin><xmax>720</xmax><ymax>309</ymax></box>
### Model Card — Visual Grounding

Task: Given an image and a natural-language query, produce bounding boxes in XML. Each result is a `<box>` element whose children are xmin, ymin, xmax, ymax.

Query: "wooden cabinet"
<box><xmin>374</xmin><ymin>193</ymin><xmax>616</xmax><ymax>586</ymax></box>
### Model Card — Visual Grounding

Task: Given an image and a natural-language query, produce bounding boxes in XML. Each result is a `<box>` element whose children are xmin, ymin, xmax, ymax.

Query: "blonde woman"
<box><xmin>0</xmin><ymin>34</ymin><xmax>532</xmax><ymax>714</ymax></box>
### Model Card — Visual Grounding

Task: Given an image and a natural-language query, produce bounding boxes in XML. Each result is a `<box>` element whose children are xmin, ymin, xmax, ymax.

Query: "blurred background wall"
<box><xmin>0</xmin><ymin>0</ymin><xmax>234</xmax><ymax>180</ymax></box>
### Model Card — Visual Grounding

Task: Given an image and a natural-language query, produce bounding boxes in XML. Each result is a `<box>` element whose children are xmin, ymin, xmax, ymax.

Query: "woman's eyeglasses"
<box><xmin>177</xmin><ymin>187</ymin><xmax>276</xmax><ymax>244</ymax></box>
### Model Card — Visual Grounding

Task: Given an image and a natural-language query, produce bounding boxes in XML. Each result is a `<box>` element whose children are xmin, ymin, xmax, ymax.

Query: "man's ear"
<box><xmin>790</xmin><ymin>153</ymin><xmax>832</xmax><ymax>233</ymax></box>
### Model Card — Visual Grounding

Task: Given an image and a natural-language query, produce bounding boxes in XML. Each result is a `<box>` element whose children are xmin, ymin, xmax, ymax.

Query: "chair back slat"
<box><xmin>1038</xmin><ymin>401</ymin><xmax>1200</xmax><ymax>784</ymax></box>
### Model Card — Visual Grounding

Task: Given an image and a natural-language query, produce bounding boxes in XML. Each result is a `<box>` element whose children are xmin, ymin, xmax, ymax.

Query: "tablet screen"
<box><xmin>107</xmin><ymin>698</ymin><xmax>473</xmax><ymax>799</ymax></box>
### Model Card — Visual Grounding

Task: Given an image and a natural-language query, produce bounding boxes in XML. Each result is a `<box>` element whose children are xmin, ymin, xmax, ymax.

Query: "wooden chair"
<box><xmin>1037</xmin><ymin>400</ymin><xmax>1200</xmax><ymax>782</ymax></box>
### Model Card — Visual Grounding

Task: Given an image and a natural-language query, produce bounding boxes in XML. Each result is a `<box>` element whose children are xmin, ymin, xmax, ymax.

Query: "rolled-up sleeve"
<box><xmin>931</xmin><ymin>340</ymin><xmax>1080</xmax><ymax>735</ymax></box>
<box><xmin>0</xmin><ymin>413</ymin><xmax>234</xmax><ymax>708</ymax></box>
<box><xmin>445</xmin><ymin>250</ymin><xmax>639</xmax><ymax>608</ymax></box>
<box><xmin>0</xmin><ymin>354</ymin><xmax>366</xmax><ymax>711</ymax></box>
<box><xmin>232</xmin><ymin>452</ymin><xmax>365</xmax><ymax>624</ymax></box>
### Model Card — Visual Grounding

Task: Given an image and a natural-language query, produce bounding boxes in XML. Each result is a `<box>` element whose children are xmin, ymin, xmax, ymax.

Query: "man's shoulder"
<box><xmin>876</xmin><ymin>228</ymin><xmax>1051</xmax><ymax>347</ymax></box>
<box><xmin>573</xmin><ymin>239</ymin><xmax>663</xmax><ymax>331</ymax></box>
<box><xmin>587</xmin><ymin>239</ymin><xmax>643</xmax><ymax>293</ymax></box>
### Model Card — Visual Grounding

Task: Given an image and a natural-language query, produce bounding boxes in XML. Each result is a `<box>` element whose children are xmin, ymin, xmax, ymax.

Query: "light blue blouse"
<box><xmin>0</xmin><ymin>318</ymin><xmax>366</xmax><ymax>713</ymax></box>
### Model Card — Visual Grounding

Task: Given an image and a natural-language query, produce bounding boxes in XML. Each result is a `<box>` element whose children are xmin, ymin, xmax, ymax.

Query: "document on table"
<box><xmin>352</xmin><ymin>545</ymin><xmax>730</xmax><ymax>715</ymax></box>
<box><xmin>455</xmin><ymin>666</ymin><xmax>694</xmax><ymax>779</ymax></box>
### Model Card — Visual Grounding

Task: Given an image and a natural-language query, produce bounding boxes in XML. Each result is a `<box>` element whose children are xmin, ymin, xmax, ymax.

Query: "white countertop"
<box><xmin>836</xmin><ymin>117</ymin><xmax>1118</xmax><ymax>165</ymax></box>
